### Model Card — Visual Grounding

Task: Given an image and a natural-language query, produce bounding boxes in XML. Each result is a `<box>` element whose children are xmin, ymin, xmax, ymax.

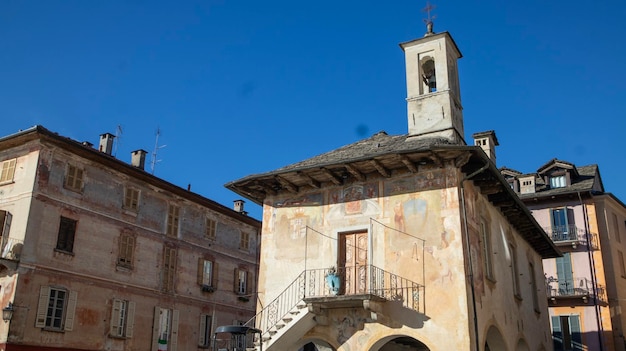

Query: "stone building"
<box><xmin>225</xmin><ymin>27</ymin><xmax>560</xmax><ymax>351</ymax></box>
<box><xmin>0</xmin><ymin>126</ymin><xmax>261</xmax><ymax>350</ymax></box>
<box><xmin>501</xmin><ymin>158</ymin><xmax>626</xmax><ymax>351</ymax></box>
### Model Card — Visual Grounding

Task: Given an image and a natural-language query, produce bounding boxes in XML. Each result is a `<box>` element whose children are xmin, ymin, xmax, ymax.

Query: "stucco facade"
<box><xmin>503</xmin><ymin>158</ymin><xmax>626</xmax><ymax>351</ymax></box>
<box><xmin>0</xmin><ymin>127</ymin><xmax>261</xmax><ymax>350</ymax></box>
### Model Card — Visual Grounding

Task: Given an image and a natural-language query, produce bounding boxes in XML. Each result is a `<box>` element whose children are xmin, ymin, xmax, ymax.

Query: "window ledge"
<box><xmin>53</xmin><ymin>249</ymin><xmax>75</xmax><ymax>257</ymax></box>
<box><xmin>42</xmin><ymin>327</ymin><xmax>65</xmax><ymax>333</ymax></box>
<box><xmin>116</xmin><ymin>264</ymin><xmax>133</xmax><ymax>273</ymax></box>
<box><xmin>108</xmin><ymin>334</ymin><xmax>129</xmax><ymax>340</ymax></box>
<box><xmin>0</xmin><ymin>180</ymin><xmax>15</xmax><ymax>186</ymax></box>
<box><xmin>122</xmin><ymin>209</ymin><xmax>138</xmax><ymax>217</ymax></box>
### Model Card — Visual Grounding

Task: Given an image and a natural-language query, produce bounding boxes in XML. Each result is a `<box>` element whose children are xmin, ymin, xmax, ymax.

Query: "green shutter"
<box><xmin>552</xmin><ymin>316</ymin><xmax>562</xmax><ymax>349</ymax></box>
<box><xmin>570</xmin><ymin>315</ymin><xmax>582</xmax><ymax>350</ymax></box>
<box><xmin>556</xmin><ymin>253</ymin><xmax>574</xmax><ymax>295</ymax></box>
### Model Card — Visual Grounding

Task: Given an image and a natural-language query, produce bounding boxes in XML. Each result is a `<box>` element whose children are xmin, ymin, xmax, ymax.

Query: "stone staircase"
<box><xmin>257</xmin><ymin>301</ymin><xmax>317</xmax><ymax>351</ymax></box>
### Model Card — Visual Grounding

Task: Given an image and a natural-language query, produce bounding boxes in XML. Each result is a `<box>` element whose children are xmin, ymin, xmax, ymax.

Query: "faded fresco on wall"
<box><xmin>326</xmin><ymin>182</ymin><xmax>381</xmax><ymax>226</ymax></box>
<box><xmin>463</xmin><ymin>184</ymin><xmax>486</xmax><ymax>301</ymax></box>
<box><xmin>267</xmin><ymin>193</ymin><xmax>323</xmax><ymax>261</ymax></box>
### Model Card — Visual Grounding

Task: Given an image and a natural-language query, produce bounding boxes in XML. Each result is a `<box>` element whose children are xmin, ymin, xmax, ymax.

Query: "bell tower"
<box><xmin>400</xmin><ymin>21</ymin><xmax>465</xmax><ymax>144</ymax></box>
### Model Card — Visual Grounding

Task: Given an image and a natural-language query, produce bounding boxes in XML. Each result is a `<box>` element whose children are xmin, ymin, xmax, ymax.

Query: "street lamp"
<box><xmin>2</xmin><ymin>303</ymin><xmax>14</xmax><ymax>322</ymax></box>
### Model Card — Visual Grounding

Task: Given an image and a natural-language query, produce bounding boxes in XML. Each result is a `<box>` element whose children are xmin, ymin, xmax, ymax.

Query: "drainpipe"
<box><xmin>460</xmin><ymin>161</ymin><xmax>490</xmax><ymax>351</ymax></box>
<box><xmin>578</xmin><ymin>191</ymin><xmax>605</xmax><ymax>351</ymax></box>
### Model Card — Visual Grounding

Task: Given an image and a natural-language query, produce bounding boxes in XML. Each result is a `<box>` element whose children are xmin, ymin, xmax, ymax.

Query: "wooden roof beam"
<box><xmin>297</xmin><ymin>171</ymin><xmax>320</xmax><ymax>188</ymax></box>
<box><xmin>428</xmin><ymin>151</ymin><xmax>444</xmax><ymax>168</ymax></box>
<box><xmin>400</xmin><ymin>155</ymin><xmax>418</xmax><ymax>173</ymax></box>
<box><xmin>345</xmin><ymin>164</ymin><xmax>366</xmax><ymax>181</ymax></box>
<box><xmin>320</xmin><ymin>168</ymin><xmax>342</xmax><ymax>185</ymax></box>
<box><xmin>371</xmin><ymin>159</ymin><xmax>391</xmax><ymax>178</ymax></box>
<box><xmin>275</xmin><ymin>175</ymin><xmax>298</xmax><ymax>193</ymax></box>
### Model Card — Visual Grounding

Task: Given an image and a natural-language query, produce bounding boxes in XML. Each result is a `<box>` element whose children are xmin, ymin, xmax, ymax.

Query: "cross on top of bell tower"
<box><xmin>422</xmin><ymin>1</ymin><xmax>436</xmax><ymax>36</ymax></box>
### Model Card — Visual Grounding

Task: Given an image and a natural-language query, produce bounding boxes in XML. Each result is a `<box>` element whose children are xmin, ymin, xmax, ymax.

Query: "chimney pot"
<box><xmin>131</xmin><ymin>149</ymin><xmax>148</xmax><ymax>170</ymax></box>
<box><xmin>99</xmin><ymin>133</ymin><xmax>115</xmax><ymax>155</ymax></box>
<box><xmin>234</xmin><ymin>200</ymin><xmax>246</xmax><ymax>215</ymax></box>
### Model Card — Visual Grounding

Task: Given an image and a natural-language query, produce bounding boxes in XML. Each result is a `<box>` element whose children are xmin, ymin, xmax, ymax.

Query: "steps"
<box><xmin>257</xmin><ymin>301</ymin><xmax>316</xmax><ymax>351</ymax></box>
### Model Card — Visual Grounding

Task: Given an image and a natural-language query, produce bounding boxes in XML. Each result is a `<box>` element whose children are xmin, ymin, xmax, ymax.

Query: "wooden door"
<box><xmin>339</xmin><ymin>231</ymin><xmax>368</xmax><ymax>295</ymax></box>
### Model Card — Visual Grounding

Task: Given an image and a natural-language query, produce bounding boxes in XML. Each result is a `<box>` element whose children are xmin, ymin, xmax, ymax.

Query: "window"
<box><xmin>110</xmin><ymin>299</ymin><xmax>135</xmax><ymax>338</ymax></box>
<box><xmin>166</xmin><ymin>204</ymin><xmax>180</xmax><ymax>237</ymax></box>
<box><xmin>552</xmin><ymin>315</ymin><xmax>582</xmax><ymax>351</ymax></box>
<box><xmin>198</xmin><ymin>314</ymin><xmax>212</xmax><ymax>348</ymax></box>
<box><xmin>0</xmin><ymin>158</ymin><xmax>16</xmax><ymax>184</ymax></box>
<box><xmin>235</xmin><ymin>268</ymin><xmax>249</xmax><ymax>295</ymax></box>
<box><xmin>0</xmin><ymin>210</ymin><xmax>12</xmax><ymax>237</ymax></box>
<box><xmin>65</xmin><ymin>164</ymin><xmax>84</xmax><ymax>192</ymax></box>
<box><xmin>152</xmin><ymin>307</ymin><xmax>179</xmax><ymax>351</ymax></box>
<box><xmin>618</xmin><ymin>251</ymin><xmax>626</xmax><ymax>278</ymax></box>
<box><xmin>56</xmin><ymin>216</ymin><xmax>77</xmax><ymax>253</ymax></box>
<box><xmin>163</xmin><ymin>247</ymin><xmax>177</xmax><ymax>292</ymax></box>
<box><xmin>117</xmin><ymin>233</ymin><xmax>135</xmax><ymax>268</ymax></box>
<box><xmin>35</xmin><ymin>286</ymin><xmax>77</xmax><ymax>331</ymax></box>
<box><xmin>205</xmin><ymin>218</ymin><xmax>216</xmax><ymax>239</ymax></box>
<box><xmin>550</xmin><ymin>175</ymin><xmax>566</xmax><ymax>188</ymax></box>
<box><xmin>529</xmin><ymin>262</ymin><xmax>540</xmax><ymax>312</ymax></box>
<box><xmin>556</xmin><ymin>253</ymin><xmax>574</xmax><ymax>295</ymax></box>
<box><xmin>240</xmin><ymin>231</ymin><xmax>250</xmax><ymax>250</ymax></box>
<box><xmin>510</xmin><ymin>244</ymin><xmax>520</xmax><ymax>298</ymax></box>
<box><xmin>198</xmin><ymin>258</ymin><xmax>217</xmax><ymax>291</ymax></box>
<box><xmin>551</xmin><ymin>208</ymin><xmax>573</xmax><ymax>241</ymax></box>
<box><xmin>480</xmin><ymin>219</ymin><xmax>494</xmax><ymax>281</ymax></box>
<box><xmin>123</xmin><ymin>187</ymin><xmax>140</xmax><ymax>211</ymax></box>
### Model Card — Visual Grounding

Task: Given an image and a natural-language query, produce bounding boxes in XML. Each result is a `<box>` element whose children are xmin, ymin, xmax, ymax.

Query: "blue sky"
<box><xmin>1</xmin><ymin>1</ymin><xmax>625</xmax><ymax>220</ymax></box>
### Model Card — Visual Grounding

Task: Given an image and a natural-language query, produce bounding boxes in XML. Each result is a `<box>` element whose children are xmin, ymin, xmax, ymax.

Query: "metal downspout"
<box><xmin>460</xmin><ymin>161</ymin><xmax>490</xmax><ymax>351</ymax></box>
<box><xmin>578</xmin><ymin>191</ymin><xmax>605</xmax><ymax>351</ymax></box>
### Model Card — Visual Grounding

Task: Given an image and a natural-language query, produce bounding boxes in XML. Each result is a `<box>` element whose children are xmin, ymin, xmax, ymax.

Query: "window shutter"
<box><xmin>570</xmin><ymin>315</ymin><xmax>582</xmax><ymax>350</ymax></box>
<box><xmin>151</xmin><ymin>307</ymin><xmax>160</xmax><ymax>350</ymax></box>
<box><xmin>0</xmin><ymin>210</ymin><xmax>11</xmax><ymax>237</ymax></box>
<box><xmin>233</xmin><ymin>268</ymin><xmax>239</xmax><ymax>293</ymax></box>
<box><xmin>64</xmin><ymin>290</ymin><xmax>78</xmax><ymax>331</ymax></box>
<box><xmin>197</xmin><ymin>258</ymin><xmax>204</xmax><ymax>285</ymax></box>
<box><xmin>198</xmin><ymin>314</ymin><xmax>207</xmax><ymax>346</ymax></box>
<box><xmin>246</xmin><ymin>270</ymin><xmax>251</xmax><ymax>295</ymax></box>
<box><xmin>125</xmin><ymin>301</ymin><xmax>135</xmax><ymax>338</ymax></box>
<box><xmin>35</xmin><ymin>286</ymin><xmax>50</xmax><ymax>328</ymax></box>
<box><xmin>212</xmin><ymin>262</ymin><xmax>219</xmax><ymax>289</ymax></box>
<box><xmin>551</xmin><ymin>316</ymin><xmax>562</xmax><ymax>349</ymax></box>
<box><xmin>556</xmin><ymin>253</ymin><xmax>574</xmax><ymax>294</ymax></box>
<box><xmin>110</xmin><ymin>299</ymin><xmax>122</xmax><ymax>336</ymax></box>
<box><xmin>170</xmin><ymin>309</ymin><xmax>179</xmax><ymax>351</ymax></box>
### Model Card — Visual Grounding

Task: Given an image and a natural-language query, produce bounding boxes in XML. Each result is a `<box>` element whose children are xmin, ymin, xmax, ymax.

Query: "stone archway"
<box><xmin>377</xmin><ymin>336</ymin><xmax>430</xmax><ymax>351</ymax></box>
<box><xmin>297</xmin><ymin>340</ymin><xmax>335</xmax><ymax>351</ymax></box>
<box><xmin>485</xmin><ymin>325</ymin><xmax>507</xmax><ymax>351</ymax></box>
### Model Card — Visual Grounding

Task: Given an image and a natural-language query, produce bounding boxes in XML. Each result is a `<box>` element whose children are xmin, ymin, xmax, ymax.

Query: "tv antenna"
<box><xmin>113</xmin><ymin>124</ymin><xmax>123</xmax><ymax>157</ymax></box>
<box><xmin>150</xmin><ymin>127</ymin><xmax>167</xmax><ymax>175</ymax></box>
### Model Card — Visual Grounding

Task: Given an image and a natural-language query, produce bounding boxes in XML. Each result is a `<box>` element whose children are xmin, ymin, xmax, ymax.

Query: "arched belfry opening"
<box><xmin>420</xmin><ymin>57</ymin><xmax>436</xmax><ymax>93</ymax></box>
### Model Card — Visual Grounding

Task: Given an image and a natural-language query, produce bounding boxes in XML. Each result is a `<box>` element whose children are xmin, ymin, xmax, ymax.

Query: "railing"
<box><xmin>0</xmin><ymin>237</ymin><xmax>23</xmax><ymax>261</ymax></box>
<box><xmin>546</xmin><ymin>277</ymin><xmax>605</xmax><ymax>301</ymax></box>
<box><xmin>245</xmin><ymin>265</ymin><xmax>424</xmax><ymax>336</ymax></box>
<box><xmin>543</xmin><ymin>225</ymin><xmax>598</xmax><ymax>248</ymax></box>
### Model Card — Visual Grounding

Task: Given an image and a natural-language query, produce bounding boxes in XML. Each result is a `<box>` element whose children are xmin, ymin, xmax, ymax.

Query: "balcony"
<box><xmin>546</xmin><ymin>277</ymin><xmax>606</xmax><ymax>303</ymax></box>
<box><xmin>0</xmin><ymin>237</ymin><xmax>23</xmax><ymax>270</ymax></box>
<box><xmin>543</xmin><ymin>225</ymin><xmax>598</xmax><ymax>249</ymax></box>
<box><xmin>246</xmin><ymin>265</ymin><xmax>424</xmax><ymax>347</ymax></box>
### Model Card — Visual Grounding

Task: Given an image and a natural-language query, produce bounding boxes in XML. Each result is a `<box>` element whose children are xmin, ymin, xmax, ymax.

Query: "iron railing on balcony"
<box><xmin>546</xmin><ymin>277</ymin><xmax>606</xmax><ymax>301</ymax></box>
<box><xmin>0</xmin><ymin>237</ymin><xmax>22</xmax><ymax>261</ymax></box>
<box><xmin>543</xmin><ymin>225</ymin><xmax>598</xmax><ymax>248</ymax></box>
<box><xmin>245</xmin><ymin>265</ymin><xmax>424</xmax><ymax>336</ymax></box>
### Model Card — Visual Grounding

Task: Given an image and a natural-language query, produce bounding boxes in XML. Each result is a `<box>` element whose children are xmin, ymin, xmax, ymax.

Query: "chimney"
<box><xmin>99</xmin><ymin>133</ymin><xmax>115</xmax><ymax>155</ymax></box>
<box><xmin>234</xmin><ymin>200</ymin><xmax>247</xmax><ymax>215</ymax></box>
<box><xmin>472</xmin><ymin>130</ymin><xmax>499</xmax><ymax>165</ymax></box>
<box><xmin>131</xmin><ymin>149</ymin><xmax>148</xmax><ymax>170</ymax></box>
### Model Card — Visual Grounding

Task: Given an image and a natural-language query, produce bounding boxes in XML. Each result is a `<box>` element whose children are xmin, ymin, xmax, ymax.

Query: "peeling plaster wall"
<box><xmin>0</xmin><ymin>138</ymin><xmax>261</xmax><ymax>350</ymax></box>
<box><xmin>258</xmin><ymin>163</ymin><xmax>550</xmax><ymax>350</ymax></box>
